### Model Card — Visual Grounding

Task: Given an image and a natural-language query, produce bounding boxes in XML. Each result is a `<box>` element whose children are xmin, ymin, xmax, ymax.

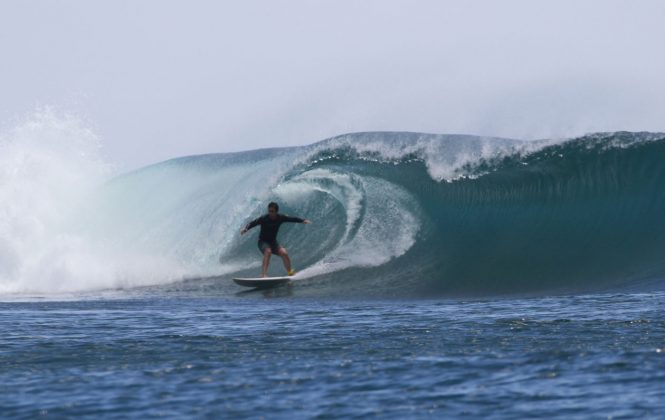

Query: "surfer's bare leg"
<box><xmin>262</xmin><ymin>249</ymin><xmax>272</xmax><ymax>277</ymax></box>
<box><xmin>277</xmin><ymin>247</ymin><xmax>292</xmax><ymax>273</ymax></box>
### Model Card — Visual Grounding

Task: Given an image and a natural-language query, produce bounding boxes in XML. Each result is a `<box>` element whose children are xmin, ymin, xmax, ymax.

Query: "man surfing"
<box><xmin>240</xmin><ymin>202</ymin><xmax>311</xmax><ymax>277</ymax></box>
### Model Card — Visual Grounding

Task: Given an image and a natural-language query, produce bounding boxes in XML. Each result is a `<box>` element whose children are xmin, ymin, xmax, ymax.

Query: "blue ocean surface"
<box><xmin>2</xmin><ymin>292</ymin><xmax>665</xmax><ymax>418</ymax></box>
<box><xmin>2</xmin><ymin>126</ymin><xmax>665</xmax><ymax>417</ymax></box>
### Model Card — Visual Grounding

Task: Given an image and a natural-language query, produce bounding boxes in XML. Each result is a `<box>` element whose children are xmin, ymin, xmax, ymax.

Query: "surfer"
<box><xmin>240</xmin><ymin>202</ymin><xmax>311</xmax><ymax>277</ymax></box>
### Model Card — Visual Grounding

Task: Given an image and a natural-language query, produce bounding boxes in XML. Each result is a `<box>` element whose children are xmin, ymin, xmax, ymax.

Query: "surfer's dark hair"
<box><xmin>268</xmin><ymin>202</ymin><xmax>279</xmax><ymax>212</ymax></box>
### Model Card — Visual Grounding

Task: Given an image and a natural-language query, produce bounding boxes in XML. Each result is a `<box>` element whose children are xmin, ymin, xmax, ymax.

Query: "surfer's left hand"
<box><xmin>303</xmin><ymin>219</ymin><xmax>312</xmax><ymax>224</ymax></box>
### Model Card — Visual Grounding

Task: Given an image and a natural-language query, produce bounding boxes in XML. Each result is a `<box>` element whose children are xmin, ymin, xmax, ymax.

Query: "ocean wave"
<box><xmin>1</xmin><ymin>114</ymin><xmax>664</xmax><ymax>296</ymax></box>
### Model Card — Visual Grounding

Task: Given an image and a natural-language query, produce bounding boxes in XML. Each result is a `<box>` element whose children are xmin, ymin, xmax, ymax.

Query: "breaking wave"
<box><xmin>2</xmin><ymin>112</ymin><xmax>664</xmax><ymax>297</ymax></box>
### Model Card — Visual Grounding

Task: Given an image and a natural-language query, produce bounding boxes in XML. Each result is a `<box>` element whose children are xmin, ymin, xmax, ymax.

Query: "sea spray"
<box><xmin>0</xmin><ymin>111</ymin><xmax>111</xmax><ymax>292</ymax></box>
<box><xmin>0</xmin><ymin>111</ymin><xmax>185</xmax><ymax>293</ymax></box>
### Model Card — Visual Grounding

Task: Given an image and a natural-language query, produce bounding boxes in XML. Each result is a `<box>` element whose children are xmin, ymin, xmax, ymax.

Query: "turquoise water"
<box><xmin>2</xmin><ymin>292</ymin><xmax>665</xmax><ymax>418</ymax></box>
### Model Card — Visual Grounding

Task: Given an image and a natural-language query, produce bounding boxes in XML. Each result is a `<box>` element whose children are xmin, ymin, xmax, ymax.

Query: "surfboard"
<box><xmin>233</xmin><ymin>276</ymin><xmax>291</xmax><ymax>289</ymax></box>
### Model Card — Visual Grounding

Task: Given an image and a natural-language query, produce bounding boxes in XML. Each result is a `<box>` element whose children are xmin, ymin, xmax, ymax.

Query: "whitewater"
<box><xmin>1</xmin><ymin>112</ymin><xmax>664</xmax><ymax>297</ymax></box>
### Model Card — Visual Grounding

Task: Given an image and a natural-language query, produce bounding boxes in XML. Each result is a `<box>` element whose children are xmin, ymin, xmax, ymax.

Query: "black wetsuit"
<box><xmin>244</xmin><ymin>214</ymin><xmax>305</xmax><ymax>253</ymax></box>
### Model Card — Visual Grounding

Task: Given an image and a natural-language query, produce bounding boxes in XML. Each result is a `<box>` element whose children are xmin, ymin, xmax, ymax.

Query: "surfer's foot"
<box><xmin>287</xmin><ymin>269</ymin><xmax>296</xmax><ymax>276</ymax></box>
<box><xmin>261</xmin><ymin>273</ymin><xmax>267</xmax><ymax>278</ymax></box>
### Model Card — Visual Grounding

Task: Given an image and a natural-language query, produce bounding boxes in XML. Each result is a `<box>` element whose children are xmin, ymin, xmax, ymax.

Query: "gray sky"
<box><xmin>2</xmin><ymin>0</ymin><xmax>665</xmax><ymax>170</ymax></box>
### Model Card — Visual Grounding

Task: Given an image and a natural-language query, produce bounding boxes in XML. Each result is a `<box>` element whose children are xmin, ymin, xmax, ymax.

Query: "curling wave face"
<box><xmin>1</xmin><ymin>113</ymin><xmax>664</xmax><ymax>296</ymax></box>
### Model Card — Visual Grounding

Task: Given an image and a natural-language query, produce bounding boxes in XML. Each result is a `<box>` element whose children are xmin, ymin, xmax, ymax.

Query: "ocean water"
<box><xmin>2</xmin><ymin>292</ymin><xmax>665</xmax><ymax>418</ymax></box>
<box><xmin>1</xmin><ymin>113</ymin><xmax>665</xmax><ymax>417</ymax></box>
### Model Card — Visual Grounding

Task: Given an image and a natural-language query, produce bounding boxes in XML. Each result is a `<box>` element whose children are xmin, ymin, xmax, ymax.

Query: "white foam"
<box><xmin>0</xmin><ymin>111</ymin><xmax>191</xmax><ymax>294</ymax></box>
<box><xmin>301</xmin><ymin>132</ymin><xmax>551</xmax><ymax>181</ymax></box>
<box><xmin>0</xmin><ymin>110</ymin><xmax>109</xmax><ymax>293</ymax></box>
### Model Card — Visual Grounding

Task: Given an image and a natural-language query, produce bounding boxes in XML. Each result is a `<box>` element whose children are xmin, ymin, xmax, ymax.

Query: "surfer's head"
<box><xmin>268</xmin><ymin>202</ymin><xmax>279</xmax><ymax>218</ymax></box>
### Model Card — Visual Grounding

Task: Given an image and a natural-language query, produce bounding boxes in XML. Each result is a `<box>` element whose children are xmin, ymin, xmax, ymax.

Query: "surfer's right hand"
<box><xmin>240</xmin><ymin>228</ymin><xmax>247</xmax><ymax>235</ymax></box>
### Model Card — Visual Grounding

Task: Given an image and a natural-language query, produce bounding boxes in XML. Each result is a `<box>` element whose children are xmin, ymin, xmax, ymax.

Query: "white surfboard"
<box><xmin>233</xmin><ymin>276</ymin><xmax>291</xmax><ymax>289</ymax></box>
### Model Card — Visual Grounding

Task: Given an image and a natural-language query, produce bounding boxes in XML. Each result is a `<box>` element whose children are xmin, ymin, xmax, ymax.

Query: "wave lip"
<box><xmin>299</xmin><ymin>131</ymin><xmax>530</xmax><ymax>181</ymax></box>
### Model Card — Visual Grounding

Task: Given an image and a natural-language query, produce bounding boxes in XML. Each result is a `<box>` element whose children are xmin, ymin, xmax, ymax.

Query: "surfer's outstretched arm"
<box><xmin>281</xmin><ymin>215</ymin><xmax>312</xmax><ymax>224</ymax></box>
<box><xmin>240</xmin><ymin>217</ymin><xmax>261</xmax><ymax>235</ymax></box>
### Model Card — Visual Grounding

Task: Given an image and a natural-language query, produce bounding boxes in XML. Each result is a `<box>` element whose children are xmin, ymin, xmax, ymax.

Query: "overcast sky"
<box><xmin>2</xmin><ymin>0</ymin><xmax>664</xmax><ymax>169</ymax></box>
